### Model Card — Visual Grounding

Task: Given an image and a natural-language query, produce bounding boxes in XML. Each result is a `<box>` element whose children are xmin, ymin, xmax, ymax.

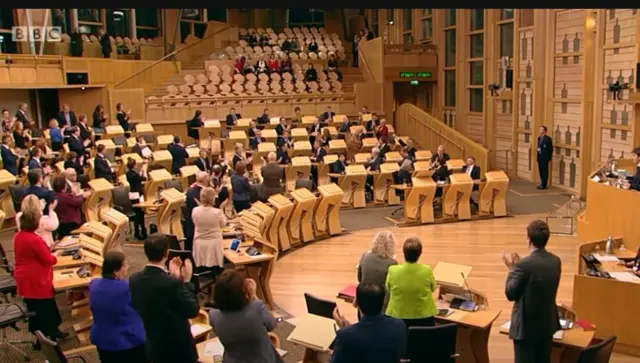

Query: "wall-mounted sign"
<box><xmin>399</xmin><ymin>71</ymin><xmax>432</xmax><ymax>79</ymax></box>
<box><xmin>410</xmin><ymin>80</ymin><xmax>419</xmax><ymax>86</ymax></box>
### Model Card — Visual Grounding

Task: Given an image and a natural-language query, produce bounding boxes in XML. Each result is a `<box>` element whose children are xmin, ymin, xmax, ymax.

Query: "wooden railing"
<box><xmin>114</xmin><ymin>26</ymin><xmax>235</xmax><ymax>89</ymax></box>
<box><xmin>395</xmin><ymin>103</ymin><xmax>490</xmax><ymax>175</ymax></box>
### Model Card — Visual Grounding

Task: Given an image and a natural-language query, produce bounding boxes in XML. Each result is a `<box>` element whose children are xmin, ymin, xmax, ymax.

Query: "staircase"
<box><xmin>340</xmin><ymin>66</ymin><xmax>364</xmax><ymax>93</ymax></box>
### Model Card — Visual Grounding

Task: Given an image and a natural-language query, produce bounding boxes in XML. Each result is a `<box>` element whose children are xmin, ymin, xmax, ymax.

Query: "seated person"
<box><xmin>276</xmin><ymin>142</ymin><xmax>291</xmax><ymax>165</ymax></box>
<box><xmin>398</xmin><ymin>138</ymin><xmax>417</xmax><ymax>161</ymax></box>
<box><xmin>194</xmin><ymin>149</ymin><xmax>212</xmax><ymax>173</ymax></box>
<box><xmin>359</xmin><ymin>106</ymin><xmax>371</xmax><ymax>122</ymax></box>
<box><xmin>325</xmin><ymin>54</ymin><xmax>343</xmax><ymax>81</ymax></box>
<box><xmin>620</xmin><ymin>246</ymin><xmax>640</xmax><ymax>276</ymax></box>
<box><xmin>259</xmin><ymin>33</ymin><xmax>270</xmax><ymax>47</ymax></box>
<box><xmin>290</xmin><ymin>106</ymin><xmax>302</xmax><ymax>126</ymax></box>
<box><xmin>275</xmin><ymin>117</ymin><xmax>288</xmax><ymax>136</ymax></box>
<box><xmin>255</xmin><ymin>57</ymin><xmax>268</xmax><ymax>74</ymax></box>
<box><xmin>267</xmin><ymin>54</ymin><xmax>279</xmax><ymax>74</ymax></box>
<box><xmin>308</xmin><ymin>117</ymin><xmax>323</xmax><ymax>146</ymax></box>
<box><xmin>277</xmin><ymin>129</ymin><xmax>294</xmax><ymax>148</ymax></box>
<box><xmin>310</xmin><ymin>140</ymin><xmax>328</xmax><ymax>184</ymax></box>
<box><xmin>338</xmin><ymin>116</ymin><xmax>352</xmax><ymax>134</ymax></box>
<box><xmin>247</xmin><ymin>120</ymin><xmax>260</xmax><ymax>138</ymax></box>
<box><xmin>280</xmin><ymin>54</ymin><xmax>293</xmax><ymax>74</ymax></box>
<box><xmin>320</xmin><ymin>128</ymin><xmax>332</xmax><ymax>146</ymax></box>
<box><xmin>282</xmin><ymin>38</ymin><xmax>293</xmax><ymax>52</ymax></box>
<box><xmin>378</xmin><ymin>136</ymin><xmax>390</xmax><ymax>160</ymax></box>
<box><xmin>131</xmin><ymin>135</ymin><xmax>152</xmax><ymax>158</ymax></box>
<box><xmin>397</xmin><ymin>148</ymin><xmax>414</xmax><ymax>185</ymax></box>
<box><xmin>430</xmin><ymin>145</ymin><xmax>450</xmax><ymax>169</ymax></box>
<box><xmin>257</xmin><ymin>108</ymin><xmax>270</xmax><ymax>128</ymax></box>
<box><xmin>322</xmin><ymin>106</ymin><xmax>336</xmax><ymax>123</ymax></box>
<box><xmin>250</xmin><ymin>130</ymin><xmax>263</xmax><ymax>151</ymax></box>
<box><xmin>462</xmin><ymin>156</ymin><xmax>481</xmax><ymax>208</ymax></box>
<box><xmin>375</xmin><ymin>118</ymin><xmax>389</xmax><ymax>140</ymax></box>
<box><xmin>94</xmin><ymin>144</ymin><xmax>114</xmax><ymax>182</ymax></box>
<box><xmin>623</xmin><ymin>146</ymin><xmax>640</xmax><ymax>191</ymax></box>
<box><xmin>331</xmin><ymin>283</ymin><xmax>406</xmax><ymax>363</ymax></box>
<box><xmin>226</xmin><ymin>107</ymin><xmax>241</xmax><ymax>127</ymax></box>
<box><xmin>365</xmin><ymin>113</ymin><xmax>380</xmax><ymax>136</ymax></box>
<box><xmin>308</xmin><ymin>40</ymin><xmax>319</xmax><ymax>53</ymax></box>
<box><xmin>290</xmin><ymin>38</ymin><xmax>300</xmax><ymax>53</ymax></box>
<box><xmin>234</xmin><ymin>56</ymin><xmax>246</xmax><ymax>74</ymax></box>
<box><xmin>304</xmin><ymin>63</ymin><xmax>318</xmax><ymax>82</ymax></box>
<box><xmin>329</xmin><ymin>153</ymin><xmax>347</xmax><ymax>184</ymax></box>
<box><xmin>243</xmin><ymin>58</ymin><xmax>255</xmax><ymax>75</ymax></box>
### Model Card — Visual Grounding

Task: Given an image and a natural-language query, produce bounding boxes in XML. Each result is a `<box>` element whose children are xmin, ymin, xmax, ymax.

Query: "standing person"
<box><xmin>503</xmin><ymin>219</ymin><xmax>561</xmax><ymax>363</ymax></box>
<box><xmin>99</xmin><ymin>28</ymin><xmax>111</xmax><ymax>58</ymax></box>
<box><xmin>92</xmin><ymin>104</ymin><xmax>107</xmax><ymax>132</ymax></box>
<box><xmin>89</xmin><ymin>251</ymin><xmax>147</xmax><ymax>363</ymax></box>
<box><xmin>129</xmin><ymin>234</ymin><xmax>200</xmax><ymax>363</ymax></box>
<box><xmin>192</xmin><ymin>187</ymin><xmax>226</xmax><ymax>279</ymax></box>
<box><xmin>53</xmin><ymin>176</ymin><xmax>90</xmax><ymax>238</ymax></box>
<box><xmin>16</xmin><ymin>195</ymin><xmax>59</xmax><ymax>249</ymax></box>
<box><xmin>184</xmin><ymin>172</ymin><xmax>210</xmax><ymax>252</ymax></box>
<box><xmin>231</xmin><ymin>161</ymin><xmax>252</xmax><ymax>212</ymax></box>
<box><xmin>352</xmin><ymin>34</ymin><xmax>360</xmax><ymax>67</ymax></box>
<box><xmin>1</xmin><ymin>134</ymin><xmax>19</xmax><ymax>176</ymax></box>
<box><xmin>70</xmin><ymin>27</ymin><xmax>84</xmax><ymax>57</ymax></box>
<box><xmin>168</xmin><ymin>136</ymin><xmax>189</xmax><ymax>175</ymax></box>
<box><xmin>536</xmin><ymin>126</ymin><xmax>553</xmax><ymax>190</ymax></box>
<box><xmin>116</xmin><ymin>103</ymin><xmax>132</xmax><ymax>132</ymax></box>
<box><xmin>125</xmin><ymin>158</ymin><xmax>148</xmax><ymax>240</ymax></box>
<box><xmin>13</xmin><ymin>210</ymin><xmax>67</xmax><ymax>349</ymax></box>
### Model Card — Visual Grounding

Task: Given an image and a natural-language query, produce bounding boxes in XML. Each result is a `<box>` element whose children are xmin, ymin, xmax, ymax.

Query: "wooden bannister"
<box><xmin>114</xmin><ymin>26</ymin><xmax>234</xmax><ymax>89</ymax></box>
<box><xmin>395</xmin><ymin>103</ymin><xmax>490</xmax><ymax>175</ymax></box>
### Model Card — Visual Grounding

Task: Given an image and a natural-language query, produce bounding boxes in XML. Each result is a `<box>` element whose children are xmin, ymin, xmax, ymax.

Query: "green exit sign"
<box><xmin>399</xmin><ymin>71</ymin><xmax>432</xmax><ymax>79</ymax></box>
<box><xmin>410</xmin><ymin>80</ymin><xmax>419</xmax><ymax>86</ymax></box>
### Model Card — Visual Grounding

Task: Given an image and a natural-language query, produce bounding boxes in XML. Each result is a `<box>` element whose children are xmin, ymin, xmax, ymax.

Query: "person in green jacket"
<box><xmin>385</xmin><ymin>237</ymin><xmax>439</xmax><ymax>328</ymax></box>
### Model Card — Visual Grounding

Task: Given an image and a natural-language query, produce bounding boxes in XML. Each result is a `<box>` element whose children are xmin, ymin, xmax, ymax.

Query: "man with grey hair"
<box><xmin>63</xmin><ymin>168</ymin><xmax>81</xmax><ymax>194</ymax></box>
<box><xmin>260</xmin><ymin>151</ymin><xmax>285</xmax><ymax>201</ymax></box>
<box><xmin>184</xmin><ymin>171</ymin><xmax>210</xmax><ymax>251</ymax></box>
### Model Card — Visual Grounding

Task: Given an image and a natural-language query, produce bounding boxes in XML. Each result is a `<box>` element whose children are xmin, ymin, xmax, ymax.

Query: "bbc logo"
<box><xmin>12</xmin><ymin>26</ymin><xmax>62</xmax><ymax>43</ymax></box>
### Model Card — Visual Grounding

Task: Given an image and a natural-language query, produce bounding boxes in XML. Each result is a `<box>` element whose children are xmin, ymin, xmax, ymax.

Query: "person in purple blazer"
<box><xmin>89</xmin><ymin>251</ymin><xmax>148</xmax><ymax>363</ymax></box>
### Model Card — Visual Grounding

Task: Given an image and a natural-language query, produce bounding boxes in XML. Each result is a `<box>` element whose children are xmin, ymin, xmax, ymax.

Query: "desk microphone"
<box><xmin>461</xmin><ymin>272</ymin><xmax>473</xmax><ymax>302</ymax></box>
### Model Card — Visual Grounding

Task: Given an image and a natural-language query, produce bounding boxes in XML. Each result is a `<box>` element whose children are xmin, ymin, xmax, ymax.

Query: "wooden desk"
<box><xmin>157</xmin><ymin>188</ymin><xmax>187</xmax><ymax>239</ymax></box>
<box><xmin>324</xmin><ymin>126</ymin><xmax>338</xmax><ymax>138</ymax></box>
<box><xmin>361</xmin><ymin>138</ymin><xmax>377</xmax><ymax>152</ymax></box>
<box><xmin>479</xmin><ymin>170</ymin><xmax>509</xmax><ymax>217</ymax></box>
<box><xmin>291</xmin><ymin>140</ymin><xmax>312</xmax><ymax>157</ymax></box>
<box><xmin>186</xmin><ymin>147</ymin><xmax>200</xmax><ymax>163</ymax></box>
<box><xmin>96</xmin><ymin>139</ymin><xmax>117</xmax><ymax>161</ymax></box>
<box><xmin>85</xmin><ymin>178</ymin><xmax>114</xmax><ymax>223</ymax></box>
<box><xmin>266</xmin><ymin>194</ymin><xmax>294</xmax><ymax>251</ymax></box>
<box><xmin>400</xmin><ymin>177</ymin><xmax>437</xmax><ymax>224</ymax></box>
<box><xmin>134</xmin><ymin>123</ymin><xmax>155</xmax><ymax>136</ymax></box>
<box><xmin>223</xmin><ymin>238</ymin><xmax>277</xmax><ymax>309</ymax></box>
<box><xmin>328</xmin><ymin>139</ymin><xmax>346</xmax><ymax>154</ymax></box>
<box><xmin>578</xmin><ymin>161</ymin><xmax>640</xmax><ymax>252</ymax></box>
<box><xmin>261</xmin><ymin>129</ymin><xmax>278</xmax><ymax>143</ymax></box>
<box><xmin>0</xmin><ymin>170</ymin><xmax>17</xmax><ymax>230</ymax></box>
<box><xmin>384</xmin><ymin>151</ymin><xmax>402</xmax><ymax>164</ymax></box>
<box><xmin>339</xmin><ymin>164</ymin><xmax>367</xmax><ymax>208</ymax></box>
<box><xmin>413</xmin><ymin>161</ymin><xmax>434</xmax><ymax>178</ymax></box>
<box><xmin>201</xmin><ymin>120</ymin><xmax>222</xmax><ymax>139</ymax></box>
<box><xmin>196</xmin><ymin>337</ymin><xmax>287</xmax><ymax>363</ymax></box>
<box><xmin>180</xmin><ymin>165</ymin><xmax>201</xmax><ymax>191</ymax></box>
<box><xmin>144</xmin><ymin>168</ymin><xmax>173</xmax><ymax>203</ymax></box>
<box><xmin>286</xmin><ymin>157</ymin><xmax>311</xmax><ymax>192</ymax></box>
<box><xmin>373</xmin><ymin>163</ymin><xmax>400</xmax><ymax>205</ymax></box>
<box><xmin>573</xmin><ymin>238</ymin><xmax>640</xmax><ymax>356</ymax></box>
<box><xmin>291</xmin><ymin>128</ymin><xmax>309</xmax><ymax>142</ymax></box>
<box><xmin>301</xmin><ymin>116</ymin><xmax>317</xmax><ymax>127</ymax></box>
<box><xmin>499</xmin><ymin>324</ymin><xmax>594</xmax><ymax>363</ymax></box>
<box><xmin>233</xmin><ymin>118</ymin><xmax>252</xmax><ymax>131</ymax></box>
<box><xmin>54</xmin><ymin>255</ymin><xmax>85</xmax><ymax>269</ymax></box>
<box><xmin>100</xmin><ymin>208</ymin><xmax>128</xmax><ymax>252</ymax></box>
<box><xmin>257</xmin><ymin>142</ymin><xmax>277</xmax><ymax>159</ymax></box>
<box><xmin>415</xmin><ymin>150</ymin><xmax>433</xmax><ymax>161</ymax></box>
<box><xmin>239</xmin><ymin>201</ymin><xmax>275</xmax><ymax>241</ymax></box>
<box><xmin>353</xmin><ymin>153</ymin><xmax>369</xmax><ymax>165</ymax></box>
<box><xmin>289</xmin><ymin>188</ymin><xmax>317</xmax><ymax>244</ymax></box>
<box><xmin>315</xmin><ymin>183</ymin><xmax>343</xmax><ymax>236</ymax></box>
<box><xmin>156</xmin><ymin>134</ymin><xmax>173</xmax><ymax>150</ymax></box>
<box><xmin>447</xmin><ymin>159</ymin><xmax>465</xmax><ymax>172</ymax></box>
<box><xmin>287</xmin><ymin>314</ymin><xmax>334</xmax><ymax>363</ymax></box>
<box><xmin>226</xmin><ymin>130</ymin><xmax>249</xmax><ymax>152</ymax></box>
<box><xmin>53</xmin><ymin>267</ymin><xmax>95</xmax><ymax>292</ymax></box>
<box><xmin>104</xmin><ymin>125</ymin><xmax>125</xmax><ymax>140</ymax></box>
<box><xmin>317</xmin><ymin>154</ymin><xmax>337</xmax><ymax>186</ymax></box>
<box><xmin>444</xmin><ymin>174</ymin><xmax>474</xmax><ymax>220</ymax></box>
<box><xmin>151</xmin><ymin>150</ymin><xmax>173</xmax><ymax>172</ymax></box>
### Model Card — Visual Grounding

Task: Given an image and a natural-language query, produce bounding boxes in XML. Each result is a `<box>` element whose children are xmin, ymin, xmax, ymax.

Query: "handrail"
<box><xmin>114</xmin><ymin>26</ymin><xmax>232</xmax><ymax>88</ymax></box>
<box><xmin>408</xmin><ymin>113</ymin><xmax>464</xmax><ymax>151</ymax></box>
<box><xmin>358</xmin><ymin>39</ymin><xmax>377</xmax><ymax>83</ymax></box>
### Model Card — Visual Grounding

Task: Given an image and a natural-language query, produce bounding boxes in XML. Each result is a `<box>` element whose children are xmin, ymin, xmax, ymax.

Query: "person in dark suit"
<box><xmin>260</xmin><ymin>152</ymin><xmax>285</xmax><ymax>200</ymax></box>
<box><xmin>430</xmin><ymin>145</ymin><xmax>450</xmax><ymax>169</ymax></box>
<box><xmin>1</xmin><ymin>135</ymin><xmax>18</xmax><ymax>175</ymax></box>
<box><xmin>329</xmin><ymin>153</ymin><xmax>347</xmax><ymax>184</ymax></box>
<box><xmin>231</xmin><ymin>143</ymin><xmax>248</xmax><ymax>170</ymax></box>
<box><xmin>15</xmin><ymin>102</ymin><xmax>30</xmax><ymax>129</ymax></box>
<box><xmin>92</xmin><ymin>104</ymin><xmax>107</xmax><ymax>131</ymax></box>
<box><xmin>99</xmin><ymin>28</ymin><xmax>111</xmax><ymax>59</ymax></box>
<box><xmin>250</xmin><ymin>129</ymin><xmax>263</xmax><ymax>151</ymax></box>
<box><xmin>310</xmin><ymin>140</ymin><xmax>327</xmax><ymax>164</ymax></box>
<box><xmin>338</xmin><ymin>117</ymin><xmax>352</xmax><ymax>134</ymax></box>
<box><xmin>56</xmin><ymin>104</ymin><xmax>78</xmax><ymax>128</ymax></box>
<box><xmin>94</xmin><ymin>144</ymin><xmax>114</xmax><ymax>182</ymax></box>
<box><xmin>365</xmin><ymin>148</ymin><xmax>382</xmax><ymax>188</ymax></box>
<box><xmin>231</xmin><ymin>162</ymin><xmax>252</xmax><ymax>212</ymax></box>
<box><xmin>193</xmin><ymin>149</ymin><xmax>211</xmax><ymax>172</ymax></box>
<box><xmin>184</xmin><ymin>172</ymin><xmax>209</xmax><ymax>252</ymax></box>
<box><xmin>536</xmin><ymin>126</ymin><xmax>553</xmax><ymax>190</ymax></box>
<box><xmin>190</xmin><ymin>110</ymin><xmax>204</xmax><ymax>141</ymax></box>
<box><xmin>331</xmin><ymin>282</ymin><xmax>407</xmax><ymax>363</ymax></box>
<box><xmin>125</xmin><ymin>158</ymin><xmax>148</xmax><ymax>240</ymax></box>
<box><xmin>277</xmin><ymin>129</ymin><xmax>294</xmax><ymax>149</ymax></box>
<box><xmin>624</xmin><ymin>147</ymin><xmax>640</xmax><ymax>191</ymax></box>
<box><xmin>24</xmin><ymin>169</ymin><xmax>55</xmax><ymax>213</ymax></box>
<box><xmin>89</xmin><ymin>251</ymin><xmax>147</xmax><ymax>363</ymax></box>
<box><xmin>129</xmin><ymin>234</ymin><xmax>200</xmax><ymax>363</ymax></box>
<box><xmin>503</xmin><ymin>220</ymin><xmax>561</xmax><ymax>363</ymax></box>
<box><xmin>275</xmin><ymin>117</ymin><xmax>288</xmax><ymax>136</ymax></box>
<box><xmin>276</xmin><ymin>142</ymin><xmax>291</xmax><ymax>165</ymax></box>
<box><xmin>64</xmin><ymin>152</ymin><xmax>84</xmax><ymax>176</ymax></box>
<box><xmin>226</xmin><ymin>108</ymin><xmax>241</xmax><ymax>127</ymax></box>
<box><xmin>77</xmin><ymin>115</ymin><xmax>93</xmax><ymax>144</ymax></box>
<box><xmin>28</xmin><ymin>147</ymin><xmax>43</xmax><ymax>170</ymax></box>
<box><xmin>308</xmin><ymin>118</ymin><xmax>323</xmax><ymax>146</ymax></box>
<box><xmin>308</xmin><ymin>40</ymin><xmax>319</xmax><ymax>53</ymax></box>
<box><xmin>461</xmin><ymin>156</ymin><xmax>481</xmax><ymax>189</ymax></box>
<box><xmin>67</xmin><ymin>127</ymin><xmax>88</xmax><ymax>164</ymax></box>
<box><xmin>70</xmin><ymin>28</ymin><xmax>84</xmax><ymax>57</ymax></box>
<box><xmin>168</xmin><ymin>136</ymin><xmax>189</xmax><ymax>175</ymax></box>
<box><xmin>322</xmin><ymin>106</ymin><xmax>336</xmax><ymax>123</ymax></box>
<box><xmin>116</xmin><ymin>103</ymin><xmax>132</xmax><ymax>132</ymax></box>
<box><xmin>304</xmin><ymin>63</ymin><xmax>318</xmax><ymax>82</ymax></box>
<box><xmin>365</xmin><ymin>113</ymin><xmax>380</xmax><ymax>136</ymax></box>
<box><xmin>256</xmin><ymin>108</ymin><xmax>270</xmax><ymax>128</ymax></box>
<box><xmin>130</xmin><ymin>136</ymin><xmax>148</xmax><ymax>158</ymax></box>
<box><xmin>378</xmin><ymin>137</ymin><xmax>390</xmax><ymax>160</ymax></box>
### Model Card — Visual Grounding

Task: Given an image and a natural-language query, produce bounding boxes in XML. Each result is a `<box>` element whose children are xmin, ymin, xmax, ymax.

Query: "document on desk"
<box><xmin>288</xmin><ymin>314</ymin><xmax>336</xmax><ymax>351</ymax></box>
<box><xmin>553</xmin><ymin>330</ymin><xmax>565</xmax><ymax>340</ymax></box>
<box><xmin>592</xmin><ymin>254</ymin><xmax>620</xmax><ymax>262</ymax></box>
<box><xmin>204</xmin><ymin>340</ymin><xmax>224</xmax><ymax>356</ymax></box>
<box><xmin>609</xmin><ymin>272</ymin><xmax>640</xmax><ymax>283</ymax></box>
<box><xmin>191</xmin><ymin>324</ymin><xmax>210</xmax><ymax>337</ymax></box>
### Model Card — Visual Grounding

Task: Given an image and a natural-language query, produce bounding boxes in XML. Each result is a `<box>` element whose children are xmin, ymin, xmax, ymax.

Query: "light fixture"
<box><xmin>608</xmin><ymin>81</ymin><xmax>629</xmax><ymax>101</ymax></box>
<box><xmin>113</xmin><ymin>11</ymin><xmax>124</xmax><ymax>17</ymax></box>
<box><xmin>387</xmin><ymin>20</ymin><xmax>394</xmax><ymax>25</ymax></box>
<box><xmin>488</xmin><ymin>83</ymin><xmax>500</xmax><ymax>97</ymax></box>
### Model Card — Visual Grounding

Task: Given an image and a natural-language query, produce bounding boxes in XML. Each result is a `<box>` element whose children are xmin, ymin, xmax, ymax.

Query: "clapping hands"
<box><xmin>168</xmin><ymin>257</ymin><xmax>193</xmax><ymax>282</ymax></box>
<box><xmin>501</xmin><ymin>251</ymin><xmax>521</xmax><ymax>269</ymax></box>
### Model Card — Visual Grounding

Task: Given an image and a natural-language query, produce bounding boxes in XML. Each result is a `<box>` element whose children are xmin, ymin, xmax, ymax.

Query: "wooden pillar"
<box><xmin>580</xmin><ymin>9</ymin><xmax>597</xmax><ymax>197</ymax></box>
<box><xmin>534</xmin><ymin>9</ymin><xmax>551</xmax><ymax>185</ymax></box>
<box><xmin>484</xmin><ymin>10</ymin><xmax>498</xmax><ymax>167</ymax></box>
<box><xmin>456</xmin><ymin>9</ymin><xmax>468</xmax><ymax>135</ymax></box>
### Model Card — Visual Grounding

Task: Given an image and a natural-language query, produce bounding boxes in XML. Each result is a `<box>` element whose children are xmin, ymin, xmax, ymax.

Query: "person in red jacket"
<box><xmin>13</xmin><ymin>210</ymin><xmax>67</xmax><ymax>349</ymax></box>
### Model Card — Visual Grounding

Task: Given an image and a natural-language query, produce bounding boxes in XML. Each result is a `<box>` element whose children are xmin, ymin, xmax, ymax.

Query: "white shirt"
<box><xmin>467</xmin><ymin>165</ymin><xmax>475</xmax><ymax>176</ymax></box>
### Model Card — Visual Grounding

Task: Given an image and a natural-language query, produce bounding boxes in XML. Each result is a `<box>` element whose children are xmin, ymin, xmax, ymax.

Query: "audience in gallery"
<box><xmin>209</xmin><ymin>270</ymin><xmax>284</xmax><ymax>363</ymax></box>
<box><xmin>129</xmin><ymin>234</ymin><xmax>200</xmax><ymax>363</ymax></box>
<box><xmin>13</xmin><ymin>210</ymin><xmax>67</xmax><ymax>350</ymax></box>
<box><xmin>89</xmin><ymin>251</ymin><xmax>148</xmax><ymax>363</ymax></box>
<box><xmin>192</xmin><ymin>186</ymin><xmax>226</xmax><ymax>280</ymax></box>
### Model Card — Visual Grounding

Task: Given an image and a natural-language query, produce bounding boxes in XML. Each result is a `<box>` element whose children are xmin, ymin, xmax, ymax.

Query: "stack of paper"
<box><xmin>609</xmin><ymin>272</ymin><xmax>640</xmax><ymax>283</ymax></box>
<box><xmin>591</xmin><ymin>254</ymin><xmax>620</xmax><ymax>262</ymax></box>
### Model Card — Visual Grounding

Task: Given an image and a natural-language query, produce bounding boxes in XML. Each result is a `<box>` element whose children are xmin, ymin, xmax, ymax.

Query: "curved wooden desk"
<box><xmin>0</xmin><ymin>170</ymin><xmax>16</xmax><ymax>230</ymax></box>
<box><xmin>315</xmin><ymin>183</ymin><xmax>343</xmax><ymax>237</ymax></box>
<box><xmin>151</xmin><ymin>150</ymin><xmax>173</xmax><ymax>172</ymax></box>
<box><xmin>84</xmin><ymin>178</ymin><xmax>114</xmax><ymax>223</ymax></box>
<box><xmin>478</xmin><ymin>171</ymin><xmax>509</xmax><ymax>217</ymax></box>
<box><xmin>290</xmin><ymin>140</ymin><xmax>312</xmax><ymax>157</ymax></box>
<box><xmin>289</xmin><ymin>188</ymin><xmax>317</xmax><ymax>244</ymax></box>
<box><xmin>573</xmin><ymin>238</ymin><xmax>640</xmax><ymax>356</ymax></box>
<box><xmin>339</xmin><ymin>164</ymin><xmax>367</xmax><ymax>208</ymax></box>
<box><xmin>317</xmin><ymin>154</ymin><xmax>337</xmax><ymax>186</ymax></box>
<box><xmin>443</xmin><ymin>174</ymin><xmax>473</xmax><ymax>220</ymax></box>
<box><xmin>239</xmin><ymin>201</ymin><xmax>275</xmax><ymax>242</ymax></box>
<box><xmin>145</xmin><ymin>169</ymin><xmax>173</xmax><ymax>203</ymax></box>
<box><xmin>397</xmin><ymin>177</ymin><xmax>437</xmax><ymax>224</ymax></box>
<box><xmin>179</xmin><ymin>165</ymin><xmax>201</xmax><ymax>191</ymax></box>
<box><xmin>100</xmin><ymin>208</ymin><xmax>129</xmax><ymax>252</ymax></box>
<box><xmin>286</xmin><ymin>156</ymin><xmax>311</xmax><ymax>192</ymax></box>
<box><xmin>267</xmin><ymin>194</ymin><xmax>294</xmax><ymax>251</ymax></box>
<box><xmin>373</xmin><ymin>162</ymin><xmax>400</xmax><ymax>205</ymax></box>
<box><xmin>157</xmin><ymin>188</ymin><xmax>186</xmax><ymax>239</ymax></box>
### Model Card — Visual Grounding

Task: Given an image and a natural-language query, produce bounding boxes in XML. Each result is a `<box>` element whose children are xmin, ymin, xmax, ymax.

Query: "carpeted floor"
<box><xmin>0</xmin><ymin>179</ymin><xmax>576</xmax><ymax>362</ymax></box>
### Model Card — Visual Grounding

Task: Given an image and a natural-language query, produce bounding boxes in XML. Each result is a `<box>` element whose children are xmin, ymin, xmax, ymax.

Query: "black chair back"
<box><xmin>0</xmin><ymin>243</ymin><xmax>12</xmax><ymax>274</ymax></box>
<box><xmin>295</xmin><ymin>179</ymin><xmax>314</xmax><ymax>192</ymax></box>
<box><xmin>9</xmin><ymin>184</ymin><xmax>25</xmax><ymax>211</ymax></box>
<box><xmin>165</xmin><ymin>179</ymin><xmax>183</xmax><ymax>193</ymax></box>
<box><xmin>36</xmin><ymin>330</ymin><xmax>69</xmax><ymax>363</ymax></box>
<box><xmin>111</xmin><ymin>186</ymin><xmax>135</xmax><ymax>217</ymax></box>
<box><xmin>406</xmin><ymin>323</ymin><xmax>458</xmax><ymax>363</ymax></box>
<box><xmin>142</xmin><ymin>134</ymin><xmax>155</xmax><ymax>144</ymax></box>
<box><xmin>113</xmin><ymin>135</ymin><xmax>127</xmax><ymax>147</ymax></box>
<box><xmin>303</xmin><ymin>293</ymin><xmax>337</xmax><ymax>319</ymax></box>
<box><xmin>186</xmin><ymin>120</ymin><xmax>200</xmax><ymax>141</ymax></box>
<box><xmin>577</xmin><ymin>336</ymin><xmax>617</xmax><ymax>363</ymax></box>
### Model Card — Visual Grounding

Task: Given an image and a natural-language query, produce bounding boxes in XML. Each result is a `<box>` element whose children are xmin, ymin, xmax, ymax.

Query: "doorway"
<box><xmin>37</xmin><ymin>89</ymin><xmax>60</xmax><ymax>128</ymax></box>
<box><xmin>393</xmin><ymin>81</ymin><xmax>434</xmax><ymax>114</ymax></box>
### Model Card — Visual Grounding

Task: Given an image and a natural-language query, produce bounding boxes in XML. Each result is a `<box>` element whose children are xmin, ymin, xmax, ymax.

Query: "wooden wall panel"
<box><xmin>495</xmin><ymin>100</ymin><xmax>513</xmax><ymax>171</ymax></box>
<box><xmin>467</xmin><ymin>114</ymin><xmax>484</xmax><ymax>143</ymax></box>
<box><xmin>550</xmin><ymin>10</ymin><xmax>584</xmax><ymax>193</ymax></box>
<box><xmin>516</xmin><ymin>28</ymin><xmax>535</xmax><ymax>180</ymax></box>
<box><xmin>57</xmin><ymin>87</ymin><xmax>109</xmax><ymax>122</ymax></box>
<box><xmin>108</xmin><ymin>88</ymin><xmax>146</xmax><ymax>125</ymax></box>
<box><xmin>0</xmin><ymin>90</ymin><xmax>33</xmax><ymax>117</ymax></box>
<box><xmin>598</xmin><ymin>9</ymin><xmax>637</xmax><ymax>162</ymax></box>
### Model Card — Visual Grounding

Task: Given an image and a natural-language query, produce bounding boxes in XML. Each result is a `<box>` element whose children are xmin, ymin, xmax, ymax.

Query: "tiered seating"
<box><xmin>54</xmin><ymin>33</ymin><xmax>163</xmax><ymax>59</ymax></box>
<box><xmin>212</xmin><ymin>26</ymin><xmax>346</xmax><ymax>61</ymax></box>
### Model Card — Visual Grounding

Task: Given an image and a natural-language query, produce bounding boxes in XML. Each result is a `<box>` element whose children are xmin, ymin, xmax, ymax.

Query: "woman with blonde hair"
<box><xmin>192</xmin><ymin>187</ymin><xmax>227</xmax><ymax>279</ymax></box>
<box><xmin>16</xmin><ymin>194</ymin><xmax>59</xmax><ymax>249</ymax></box>
<box><xmin>356</xmin><ymin>231</ymin><xmax>398</xmax><ymax>318</ymax></box>
<box><xmin>346</xmin><ymin>126</ymin><xmax>364</xmax><ymax>161</ymax></box>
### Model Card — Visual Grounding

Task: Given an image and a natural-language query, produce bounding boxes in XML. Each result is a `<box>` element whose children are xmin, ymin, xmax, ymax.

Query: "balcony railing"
<box><xmin>383</xmin><ymin>44</ymin><xmax>437</xmax><ymax>54</ymax></box>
